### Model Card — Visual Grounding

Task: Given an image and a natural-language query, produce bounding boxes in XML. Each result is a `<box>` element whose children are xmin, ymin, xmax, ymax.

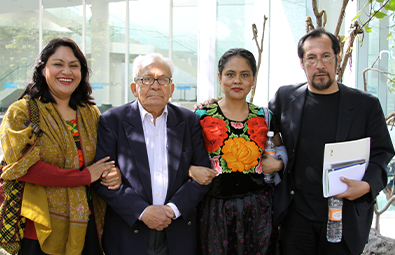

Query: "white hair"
<box><xmin>132</xmin><ymin>53</ymin><xmax>175</xmax><ymax>80</ymax></box>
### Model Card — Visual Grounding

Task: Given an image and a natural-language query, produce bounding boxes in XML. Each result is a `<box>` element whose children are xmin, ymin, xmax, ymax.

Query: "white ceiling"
<box><xmin>0</xmin><ymin>0</ymin><xmax>126</xmax><ymax>14</ymax></box>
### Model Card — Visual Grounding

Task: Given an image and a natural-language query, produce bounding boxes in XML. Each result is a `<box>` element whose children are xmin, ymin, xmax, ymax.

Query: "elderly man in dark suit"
<box><xmin>92</xmin><ymin>53</ymin><xmax>211</xmax><ymax>255</ymax></box>
<box><xmin>269</xmin><ymin>28</ymin><xmax>394</xmax><ymax>255</ymax></box>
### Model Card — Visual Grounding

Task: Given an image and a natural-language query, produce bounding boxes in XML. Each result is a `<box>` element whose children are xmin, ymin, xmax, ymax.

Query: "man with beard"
<box><xmin>269</xmin><ymin>28</ymin><xmax>394</xmax><ymax>255</ymax></box>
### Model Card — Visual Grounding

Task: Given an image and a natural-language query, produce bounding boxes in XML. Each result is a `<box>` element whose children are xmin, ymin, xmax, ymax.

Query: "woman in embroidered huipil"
<box><xmin>0</xmin><ymin>38</ymin><xmax>121</xmax><ymax>255</ymax></box>
<box><xmin>191</xmin><ymin>48</ymin><xmax>285</xmax><ymax>255</ymax></box>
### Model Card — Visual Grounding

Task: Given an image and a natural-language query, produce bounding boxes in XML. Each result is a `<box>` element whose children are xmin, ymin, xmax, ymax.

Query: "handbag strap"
<box><xmin>0</xmin><ymin>97</ymin><xmax>41</xmax><ymax>168</ymax></box>
<box><xmin>24</xmin><ymin>96</ymin><xmax>42</xmax><ymax>138</ymax></box>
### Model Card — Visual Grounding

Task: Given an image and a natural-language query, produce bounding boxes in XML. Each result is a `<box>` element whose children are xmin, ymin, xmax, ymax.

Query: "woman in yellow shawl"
<box><xmin>0</xmin><ymin>38</ymin><xmax>121</xmax><ymax>255</ymax></box>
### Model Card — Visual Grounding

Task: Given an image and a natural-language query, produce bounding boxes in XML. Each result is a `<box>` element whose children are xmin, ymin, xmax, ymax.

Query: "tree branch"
<box><xmin>337</xmin><ymin>21</ymin><xmax>363</xmax><ymax>82</ymax></box>
<box><xmin>312</xmin><ymin>0</ymin><xmax>326</xmax><ymax>28</ymax></box>
<box><xmin>250</xmin><ymin>15</ymin><xmax>268</xmax><ymax>103</ymax></box>
<box><xmin>306</xmin><ymin>16</ymin><xmax>315</xmax><ymax>33</ymax></box>
<box><xmin>362</xmin><ymin>57</ymin><xmax>394</xmax><ymax>92</ymax></box>
<box><xmin>334</xmin><ymin>0</ymin><xmax>349</xmax><ymax>37</ymax></box>
<box><xmin>362</xmin><ymin>0</ymin><xmax>391</xmax><ymax>28</ymax></box>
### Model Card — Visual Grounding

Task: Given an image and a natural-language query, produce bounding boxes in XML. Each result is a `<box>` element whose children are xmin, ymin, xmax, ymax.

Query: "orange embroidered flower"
<box><xmin>222</xmin><ymin>137</ymin><xmax>261</xmax><ymax>172</ymax></box>
<box><xmin>78</xmin><ymin>149</ymin><xmax>84</xmax><ymax>168</ymax></box>
<box><xmin>247</xmin><ymin>117</ymin><xmax>268</xmax><ymax>149</ymax></box>
<box><xmin>200</xmin><ymin>116</ymin><xmax>228</xmax><ymax>152</ymax></box>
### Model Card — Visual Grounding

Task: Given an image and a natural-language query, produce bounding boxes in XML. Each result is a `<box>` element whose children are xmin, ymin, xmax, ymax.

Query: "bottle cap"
<box><xmin>267</xmin><ymin>131</ymin><xmax>274</xmax><ymax>137</ymax></box>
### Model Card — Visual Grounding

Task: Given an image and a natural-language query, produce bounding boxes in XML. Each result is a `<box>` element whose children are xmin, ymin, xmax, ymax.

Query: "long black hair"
<box><xmin>19</xmin><ymin>37</ymin><xmax>95</xmax><ymax>109</ymax></box>
<box><xmin>218</xmin><ymin>48</ymin><xmax>257</xmax><ymax>77</ymax></box>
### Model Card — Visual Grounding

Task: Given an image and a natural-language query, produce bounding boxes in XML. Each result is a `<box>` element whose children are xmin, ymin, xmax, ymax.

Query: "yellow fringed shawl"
<box><xmin>0</xmin><ymin>98</ymin><xmax>106</xmax><ymax>255</ymax></box>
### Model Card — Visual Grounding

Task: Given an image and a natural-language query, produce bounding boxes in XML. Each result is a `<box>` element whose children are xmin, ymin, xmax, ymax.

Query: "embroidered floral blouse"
<box><xmin>195</xmin><ymin>102</ymin><xmax>279</xmax><ymax>198</ymax></box>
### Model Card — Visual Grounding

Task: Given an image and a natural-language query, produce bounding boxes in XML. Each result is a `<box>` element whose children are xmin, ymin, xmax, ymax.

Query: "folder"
<box><xmin>322</xmin><ymin>138</ymin><xmax>370</xmax><ymax>198</ymax></box>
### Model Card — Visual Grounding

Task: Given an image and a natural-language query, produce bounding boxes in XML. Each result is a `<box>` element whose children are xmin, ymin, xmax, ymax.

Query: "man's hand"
<box><xmin>101</xmin><ymin>166</ymin><xmax>122</xmax><ymax>190</ymax></box>
<box><xmin>141</xmin><ymin>205</ymin><xmax>173</xmax><ymax>231</ymax></box>
<box><xmin>189</xmin><ymin>165</ymin><xmax>216</xmax><ymax>185</ymax></box>
<box><xmin>193</xmin><ymin>98</ymin><xmax>218</xmax><ymax>111</ymax></box>
<box><xmin>336</xmin><ymin>177</ymin><xmax>371</xmax><ymax>201</ymax></box>
<box><xmin>161</xmin><ymin>205</ymin><xmax>175</xmax><ymax>219</ymax></box>
<box><xmin>260</xmin><ymin>152</ymin><xmax>283</xmax><ymax>174</ymax></box>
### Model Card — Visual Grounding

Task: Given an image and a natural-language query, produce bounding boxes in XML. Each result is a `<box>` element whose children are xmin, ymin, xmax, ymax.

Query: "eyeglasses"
<box><xmin>135</xmin><ymin>76</ymin><xmax>172</xmax><ymax>86</ymax></box>
<box><xmin>303</xmin><ymin>54</ymin><xmax>336</xmax><ymax>66</ymax></box>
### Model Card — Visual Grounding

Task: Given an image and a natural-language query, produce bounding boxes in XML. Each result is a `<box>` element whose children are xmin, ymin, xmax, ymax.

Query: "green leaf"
<box><xmin>385</xmin><ymin>0</ymin><xmax>395</xmax><ymax>11</ymax></box>
<box><xmin>212</xmin><ymin>146</ymin><xmax>221</xmax><ymax>155</ymax></box>
<box><xmin>365</xmin><ymin>26</ymin><xmax>372</xmax><ymax>33</ymax></box>
<box><xmin>342</xmin><ymin>36</ymin><xmax>349</xmax><ymax>42</ymax></box>
<box><xmin>213</xmin><ymin>113</ymin><xmax>224</xmax><ymax>119</ymax></box>
<box><xmin>239</xmin><ymin>133</ymin><xmax>249</xmax><ymax>141</ymax></box>
<box><xmin>375</xmin><ymin>0</ymin><xmax>384</xmax><ymax>3</ymax></box>
<box><xmin>357</xmin><ymin>34</ymin><xmax>363</xmax><ymax>44</ymax></box>
<box><xmin>388</xmin><ymin>32</ymin><xmax>393</xmax><ymax>40</ymax></box>
<box><xmin>220</xmin><ymin>157</ymin><xmax>232</xmax><ymax>173</ymax></box>
<box><xmin>207</xmin><ymin>108</ymin><xmax>217</xmax><ymax>115</ymax></box>
<box><xmin>372</xmin><ymin>11</ymin><xmax>387</xmax><ymax>19</ymax></box>
<box><xmin>229</xmin><ymin>133</ymin><xmax>238</xmax><ymax>139</ymax></box>
<box><xmin>243</xmin><ymin>123</ymin><xmax>248</xmax><ymax>134</ymax></box>
<box><xmin>363</xmin><ymin>0</ymin><xmax>374</xmax><ymax>8</ymax></box>
<box><xmin>352</xmin><ymin>12</ymin><xmax>362</xmax><ymax>21</ymax></box>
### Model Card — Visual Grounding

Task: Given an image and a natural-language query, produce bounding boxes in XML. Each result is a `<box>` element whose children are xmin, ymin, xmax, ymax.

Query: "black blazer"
<box><xmin>268</xmin><ymin>83</ymin><xmax>394</xmax><ymax>254</ymax></box>
<box><xmin>92</xmin><ymin>100</ymin><xmax>211</xmax><ymax>255</ymax></box>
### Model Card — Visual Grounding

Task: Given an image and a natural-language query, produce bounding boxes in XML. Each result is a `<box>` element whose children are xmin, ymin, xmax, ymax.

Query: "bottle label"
<box><xmin>266</xmin><ymin>151</ymin><xmax>276</xmax><ymax>156</ymax></box>
<box><xmin>328</xmin><ymin>208</ymin><xmax>342</xmax><ymax>221</ymax></box>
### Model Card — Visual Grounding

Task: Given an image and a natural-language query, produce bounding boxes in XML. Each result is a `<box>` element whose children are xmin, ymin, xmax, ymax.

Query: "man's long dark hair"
<box><xmin>297</xmin><ymin>28</ymin><xmax>340</xmax><ymax>59</ymax></box>
<box><xmin>19</xmin><ymin>37</ymin><xmax>95</xmax><ymax>109</ymax></box>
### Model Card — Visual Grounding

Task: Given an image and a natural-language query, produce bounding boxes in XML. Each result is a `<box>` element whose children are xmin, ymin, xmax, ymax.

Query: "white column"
<box><xmin>39</xmin><ymin>0</ymin><xmax>43</xmax><ymax>52</ymax></box>
<box><xmin>169</xmin><ymin>0</ymin><xmax>173</xmax><ymax>60</ymax></box>
<box><xmin>197</xmin><ymin>0</ymin><xmax>217</xmax><ymax>102</ymax></box>
<box><xmin>251</xmin><ymin>0</ymin><xmax>270</xmax><ymax>106</ymax></box>
<box><xmin>91</xmin><ymin>1</ymin><xmax>110</xmax><ymax>107</ymax></box>
<box><xmin>125</xmin><ymin>0</ymin><xmax>130</xmax><ymax>104</ymax></box>
<box><xmin>82</xmin><ymin>0</ymin><xmax>86</xmax><ymax>55</ymax></box>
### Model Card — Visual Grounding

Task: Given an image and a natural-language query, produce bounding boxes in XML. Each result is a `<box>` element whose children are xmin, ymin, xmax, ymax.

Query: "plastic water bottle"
<box><xmin>327</xmin><ymin>197</ymin><xmax>343</xmax><ymax>243</ymax></box>
<box><xmin>264</xmin><ymin>131</ymin><xmax>276</xmax><ymax>183</ymax></box>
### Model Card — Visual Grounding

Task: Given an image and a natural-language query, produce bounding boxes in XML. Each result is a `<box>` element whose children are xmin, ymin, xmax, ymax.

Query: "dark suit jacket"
<box><xmin>92</xmin><ymin>100</ymin><xmax>211</xmax><ymax>255</ymax></box>
<box><xmin>268</xmin><ymin>83</ymin><xmax>394</xmax><ymax>255</ymax></box>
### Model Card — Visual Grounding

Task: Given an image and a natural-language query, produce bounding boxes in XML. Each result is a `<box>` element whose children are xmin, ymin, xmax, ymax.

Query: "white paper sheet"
<box><xmin>322</xmin><ymin>138</ymin><xmax>370</xmax><ymax>198</ymax></box>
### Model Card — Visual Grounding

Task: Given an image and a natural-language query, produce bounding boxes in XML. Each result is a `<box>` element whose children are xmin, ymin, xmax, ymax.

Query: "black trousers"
<box><xmin>280</xmin><ymin>206</ymin><xmax>352</xmax><ymax>255</ymax></box>
<box><xmin>146</xmin><ymin>229</ymin><xmax>169</xmax><ymax>255</ymax></box>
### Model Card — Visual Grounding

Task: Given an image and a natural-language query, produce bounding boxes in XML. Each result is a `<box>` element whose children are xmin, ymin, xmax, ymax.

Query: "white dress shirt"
<box><xmin>138</xmin><ymin>101</ymin><xmax>180</xmax><ymax>220</ymax></box>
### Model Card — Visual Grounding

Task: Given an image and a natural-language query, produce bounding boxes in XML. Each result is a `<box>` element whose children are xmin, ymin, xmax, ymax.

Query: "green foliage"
<box><xmin>352</xmin><ymin>0</ymin><xmax>394</xmax><ymax>39</ymax></box>
<box><xmin>384</xmin><ymin>0</ymin><xmax>395</xmax><ymax>11</ymax></box>
<box><xmin>352</xmin><ymin>12</ymin><xmax>362</xmax><ymax>21</ymax></box>
<box><xmin>388</xmin><ymin>77</ymin><xmax>395</xmax><ymax>93</ymax></box>
<box><xmin>373</xmin><ymin>11</ymin><xmax>387</xmax><ymax>19</ymax></box>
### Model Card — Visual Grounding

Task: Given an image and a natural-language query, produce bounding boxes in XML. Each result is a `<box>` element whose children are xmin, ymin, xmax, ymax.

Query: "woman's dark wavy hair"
<box><xmin>19</xmin><ymin>37</ymin><xmax>95</xmax><ymax>110</ymax></box>
<box><xmin>218</xmin><ymin>48</ymin><xmax>257</xmax><ymax>77</ymax></box>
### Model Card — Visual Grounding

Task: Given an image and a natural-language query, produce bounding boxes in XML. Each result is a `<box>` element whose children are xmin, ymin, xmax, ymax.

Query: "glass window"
<box><xmin>127</xmin><ymin>0</ymin><xmax>171</xmax><ymax>104</ymax></box>
<box><xmin>0</xmin><ymin>7</ymin><xmax>39</xmax><ymax>113</ymax></box>
<box><xmin>86</xmin><ymin>0</ymin><xmax>127</xmax><ymax>112</ymax></box>
<box><xmin>215</xmin><ymin>0</ymin><xmax>255</xmax><ymax>99</ymax></box>
<box><xmin>172</xmin><ymin>0</ymin><xmax>198</xmax><ymax>108</ymax></box>
<box><xmin>387</xmin><ymin>18</ymin><xmax>395</xmax><ymax>115</ymax></box>
<box><xmin>42</xmin><ymin>1</ymin><xmax>84</xmax><ymax>47</ymax></box>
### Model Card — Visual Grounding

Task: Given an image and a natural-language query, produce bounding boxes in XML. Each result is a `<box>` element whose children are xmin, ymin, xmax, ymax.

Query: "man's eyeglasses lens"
<box><xmin>304</xmin><ymin>55</ymin><xmax>335</xmax><ymax>65</ymax></box>
<box><xmin>138</xmin><ymin>77</ymin><xmax>171</xmax><ymax>85</ymax></box>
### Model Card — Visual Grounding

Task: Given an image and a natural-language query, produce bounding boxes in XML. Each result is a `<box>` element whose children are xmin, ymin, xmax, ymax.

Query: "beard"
<box><xmin>310</xmin><ymin>71</ymin><xmax>335</xmax><ymax>91</ymax></box>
